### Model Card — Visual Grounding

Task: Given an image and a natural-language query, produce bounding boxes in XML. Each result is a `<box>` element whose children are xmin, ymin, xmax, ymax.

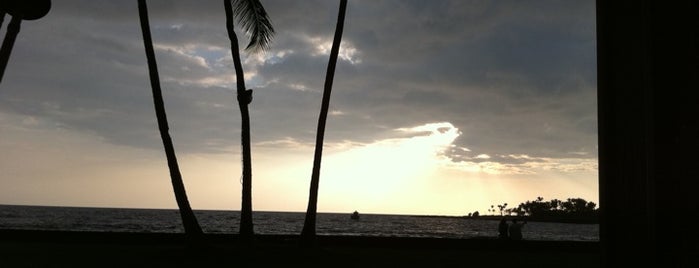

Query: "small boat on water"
<box><xmin>350</xmin><ymin>210</ymin><xmax>360</xmax><ymax>220</ymax></box>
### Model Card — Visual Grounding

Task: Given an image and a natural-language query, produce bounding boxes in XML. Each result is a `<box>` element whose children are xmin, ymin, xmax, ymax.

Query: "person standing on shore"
<box><xmin>508</xmin><ymin>219</ymin><xmax>527</xmax><ymax>240</ymax></box>
<box><xmin>498</xmin><ymin>218</ymin><xmax>509</xmax><ymax>239</ymax></box>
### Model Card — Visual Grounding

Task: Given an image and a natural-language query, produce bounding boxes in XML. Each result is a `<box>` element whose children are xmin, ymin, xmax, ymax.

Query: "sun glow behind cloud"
<box><xmin>314</xmin><ymin>121</ymin><xmax>596</xmax><ymax>215</ymax></box>
<box><xmin>321</xmin><ymin>123</ymin><xmax>458</xmax><ymax>196</ymax></box>
<box><xmin>246</xmin><ymin>121</ymin><xmax>597</xmax><ymax>216</ymax></box>
<box><xmin>0</xmin><ymin>109</ymin><xmax>597</xmax><ymax>216</ymax></box>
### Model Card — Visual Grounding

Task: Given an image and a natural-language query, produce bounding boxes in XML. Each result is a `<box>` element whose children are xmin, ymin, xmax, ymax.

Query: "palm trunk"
<box><xmin>137</xmin><ymin>0</ymin><xmax>202</xmax><ymax>236</ymax></box>
<box><xmin>301</xmin><ymin>0</ymin><xmax>348</xmax><ymax>243</ymax></box>
<box><xmin>0</xmin><ymin>14</ymin><xmax>21</xmax><ymax>84</ymax></box>
<box><xmin>224</xmin><ymin>0</ymin><xmax>254</xmax><ymax>241</ymax></box>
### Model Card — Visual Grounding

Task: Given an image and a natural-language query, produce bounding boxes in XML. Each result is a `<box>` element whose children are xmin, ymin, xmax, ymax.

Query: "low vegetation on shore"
<box><xmin>467</xmin><ymin>197</ymin><xmax>599</xmax><ymax>224</ymax></box>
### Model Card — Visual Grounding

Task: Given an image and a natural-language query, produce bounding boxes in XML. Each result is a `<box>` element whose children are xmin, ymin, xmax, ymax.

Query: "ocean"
<box><xmin>0</xmin><ymin>205</ymin><xmax>598</xmax><ymax>241</ymax></box>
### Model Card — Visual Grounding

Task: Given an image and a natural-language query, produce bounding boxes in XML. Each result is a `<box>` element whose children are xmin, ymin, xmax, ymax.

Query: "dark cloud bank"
<box><xmin>0</xmin><ymin>0</ymin><xmax>597</xmax><ymax>164</ymax></box>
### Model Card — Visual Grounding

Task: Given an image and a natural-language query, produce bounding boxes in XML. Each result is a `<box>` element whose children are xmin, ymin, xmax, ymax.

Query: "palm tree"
<box><xmin>301</xmin><ymin>0</ymin><xmax>348</xmax><ymax>243</ymax></box>
<box><xmin>0</xmin><ymin>0</ymin><xmax>51</xmax><ymax>84</ymax></box>
<box><xmin>223</xmin><ymin>0</ymin><xmax>274</xmax><ymax>241</ymax></box>
<box><xmin>1</xmin><ymin>8</ymin><xmax>5</xmax><ymax>29</ymax></box>
<box><xmin>137</xmin><ymin>0</ymin><xmax>202</xmax><ymax>236</ymax></box>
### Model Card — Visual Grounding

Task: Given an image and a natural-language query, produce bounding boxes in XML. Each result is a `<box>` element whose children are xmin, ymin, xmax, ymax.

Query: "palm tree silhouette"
<box><xmin>223</xmin><ymin>0</ymin><xmax>274</xmax><ymax>241</ymax></box>
<box><xmin>0</xmin><ymin>0</ymin><xmax>51</xmax><ymax>84</ymax></box>
<box><xmin>137</xmin><ymin>0</ymin><xmax>202</xmax><ymax>236</ymax></box>
<box><xmin>301</xmin><ymin>0</ymin><xmax>348</xmax><ymax>243</ymax></box>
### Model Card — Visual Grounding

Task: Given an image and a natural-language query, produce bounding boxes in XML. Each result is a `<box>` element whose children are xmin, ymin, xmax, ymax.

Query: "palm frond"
<box><xmin>231</xmin><ymin>0</ymin><xmax>274</xmax><ymax>53</ymax></box>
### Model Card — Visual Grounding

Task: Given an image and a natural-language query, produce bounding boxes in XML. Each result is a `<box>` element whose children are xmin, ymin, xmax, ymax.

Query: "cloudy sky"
<box><xmin>0</xmin><ymin>0</ymin><xmax>597</xmax><ymax>216</ymax></box>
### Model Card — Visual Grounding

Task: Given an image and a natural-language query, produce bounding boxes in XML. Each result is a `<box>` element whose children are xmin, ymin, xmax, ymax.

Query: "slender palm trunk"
<box><xmin>137</xmin><ymin>0</ymin><xmax>202</xmax><ymax>236</ymax></box>
<box><xmin>224</xmin><ymin>0</ymin><xmax>254</xmax><ymax>241</ymax></box>
<box><xmin>301</xmin><ymin>0</ymin><xmax>348</xmax><ymax>242</ymax></box>
<box><xmin>0</xmin><ymin>14</ymin><xmax>21</xmax><ymax>84</ymax></box>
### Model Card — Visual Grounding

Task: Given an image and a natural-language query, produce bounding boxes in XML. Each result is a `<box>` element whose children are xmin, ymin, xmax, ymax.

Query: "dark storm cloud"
<box><xmin>0</xmin><ymin>0</ymin><xmax>597</xmax><ymax>163</ymax></box>
<box><xmin>323</xmin><ymin>0</ymin><xmax>597</xmax><ymax>159</ymax></box>
<box><xmin>0</xmin><ymin>0</ymin><xmax>238</xmax><ymax>153</ymax></box>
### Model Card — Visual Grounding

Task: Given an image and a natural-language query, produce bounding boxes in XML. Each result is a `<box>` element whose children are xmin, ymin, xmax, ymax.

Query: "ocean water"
<box><xmin>0</xmin><ymin>205</ymin><xmax>598</xmax><ymax>241</ymax></box>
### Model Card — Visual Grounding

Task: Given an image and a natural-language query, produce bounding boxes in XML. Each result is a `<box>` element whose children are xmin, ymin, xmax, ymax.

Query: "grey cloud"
<box><xmin>0</xmin><ymin>0</ymin><xmax>598</xmax><ymax>163</ymax></box>
<box><xmin>258</xmin><ymin>52</ymin><xmax>327</xmax><ymax>89</ymax></box>
<box><xmin>446</xmin><ymin>152</ymin><xmax>549</xmax><ymax>165</ymax></box>
<box><xmin>1</xmin><ymin>1</ymin><xmax>239</xmax><ymax>153</ymax></box>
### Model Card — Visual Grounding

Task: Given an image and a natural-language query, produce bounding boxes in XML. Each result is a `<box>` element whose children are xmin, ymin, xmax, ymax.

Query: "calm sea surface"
<box><xmin>0</xmin><ymin>205</ymin><xmax>598</xmax><ymax>241</ymax></box>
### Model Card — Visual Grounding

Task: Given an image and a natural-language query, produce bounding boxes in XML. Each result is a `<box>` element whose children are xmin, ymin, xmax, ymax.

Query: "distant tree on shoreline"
<box><xmin>526</xmin><ymin>197</ymin><xmax>596</xmax><ymax>217</ymax></box>
<box><xmin>505</xmin><ymin>197</ymin><xmax>599</xmax><ymax>220</ymax></box>
<box><xmin>473</xmin><ymin>197</ymin><xmax>599</xmax><ymax>223</ymax></box>
<box><xmin>497</xmin><ymin>203</ymin><xmax>508</xmax><ymax>216</ymax></box>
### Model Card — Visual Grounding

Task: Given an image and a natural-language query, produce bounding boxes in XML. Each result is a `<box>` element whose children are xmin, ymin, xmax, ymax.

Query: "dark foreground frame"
<box><xmin>597</xmin><ymin>0</ymin><xmax>698</xmax><ymax>267</ymax></box>
<box><xmin>1</xmin><ymin>230</ymin><xmax>598</xmax><ymax>268</ymax></box>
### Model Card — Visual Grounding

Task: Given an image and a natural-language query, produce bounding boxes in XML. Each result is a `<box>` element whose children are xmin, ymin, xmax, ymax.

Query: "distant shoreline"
<box><xmin>411</xmin><ymin>214</ymin><xmax>599</xmax><ymax>224</ymax></box>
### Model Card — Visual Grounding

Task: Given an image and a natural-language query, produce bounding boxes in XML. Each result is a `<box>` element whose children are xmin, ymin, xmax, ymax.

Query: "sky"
<box><xmin>0</xmin><ymin>0</ymin><xmax>597</xmax><ymax>216</ymax></box>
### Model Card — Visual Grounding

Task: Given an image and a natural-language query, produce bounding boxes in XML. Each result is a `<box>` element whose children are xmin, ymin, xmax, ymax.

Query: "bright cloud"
<box><xmin>154</xmin><ymin>44</ymin><xmax>211</xmax><ymax>69</ymax></box>
<box><xmin>307</xmin><ymin>37</ymin><xmax>362</xmax><ymax>64</ymax></box>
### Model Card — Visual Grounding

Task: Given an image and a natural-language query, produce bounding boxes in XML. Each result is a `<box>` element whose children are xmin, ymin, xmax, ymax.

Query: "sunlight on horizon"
<box><xmin>247</xmin><ymin>121</ymin><xmax>598</xmax><ymax>216</ymax></box>
<box><xmin>0</xmin><ymin>114</ymin><xmax>598</xmax><ymax>216</ymax></box>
